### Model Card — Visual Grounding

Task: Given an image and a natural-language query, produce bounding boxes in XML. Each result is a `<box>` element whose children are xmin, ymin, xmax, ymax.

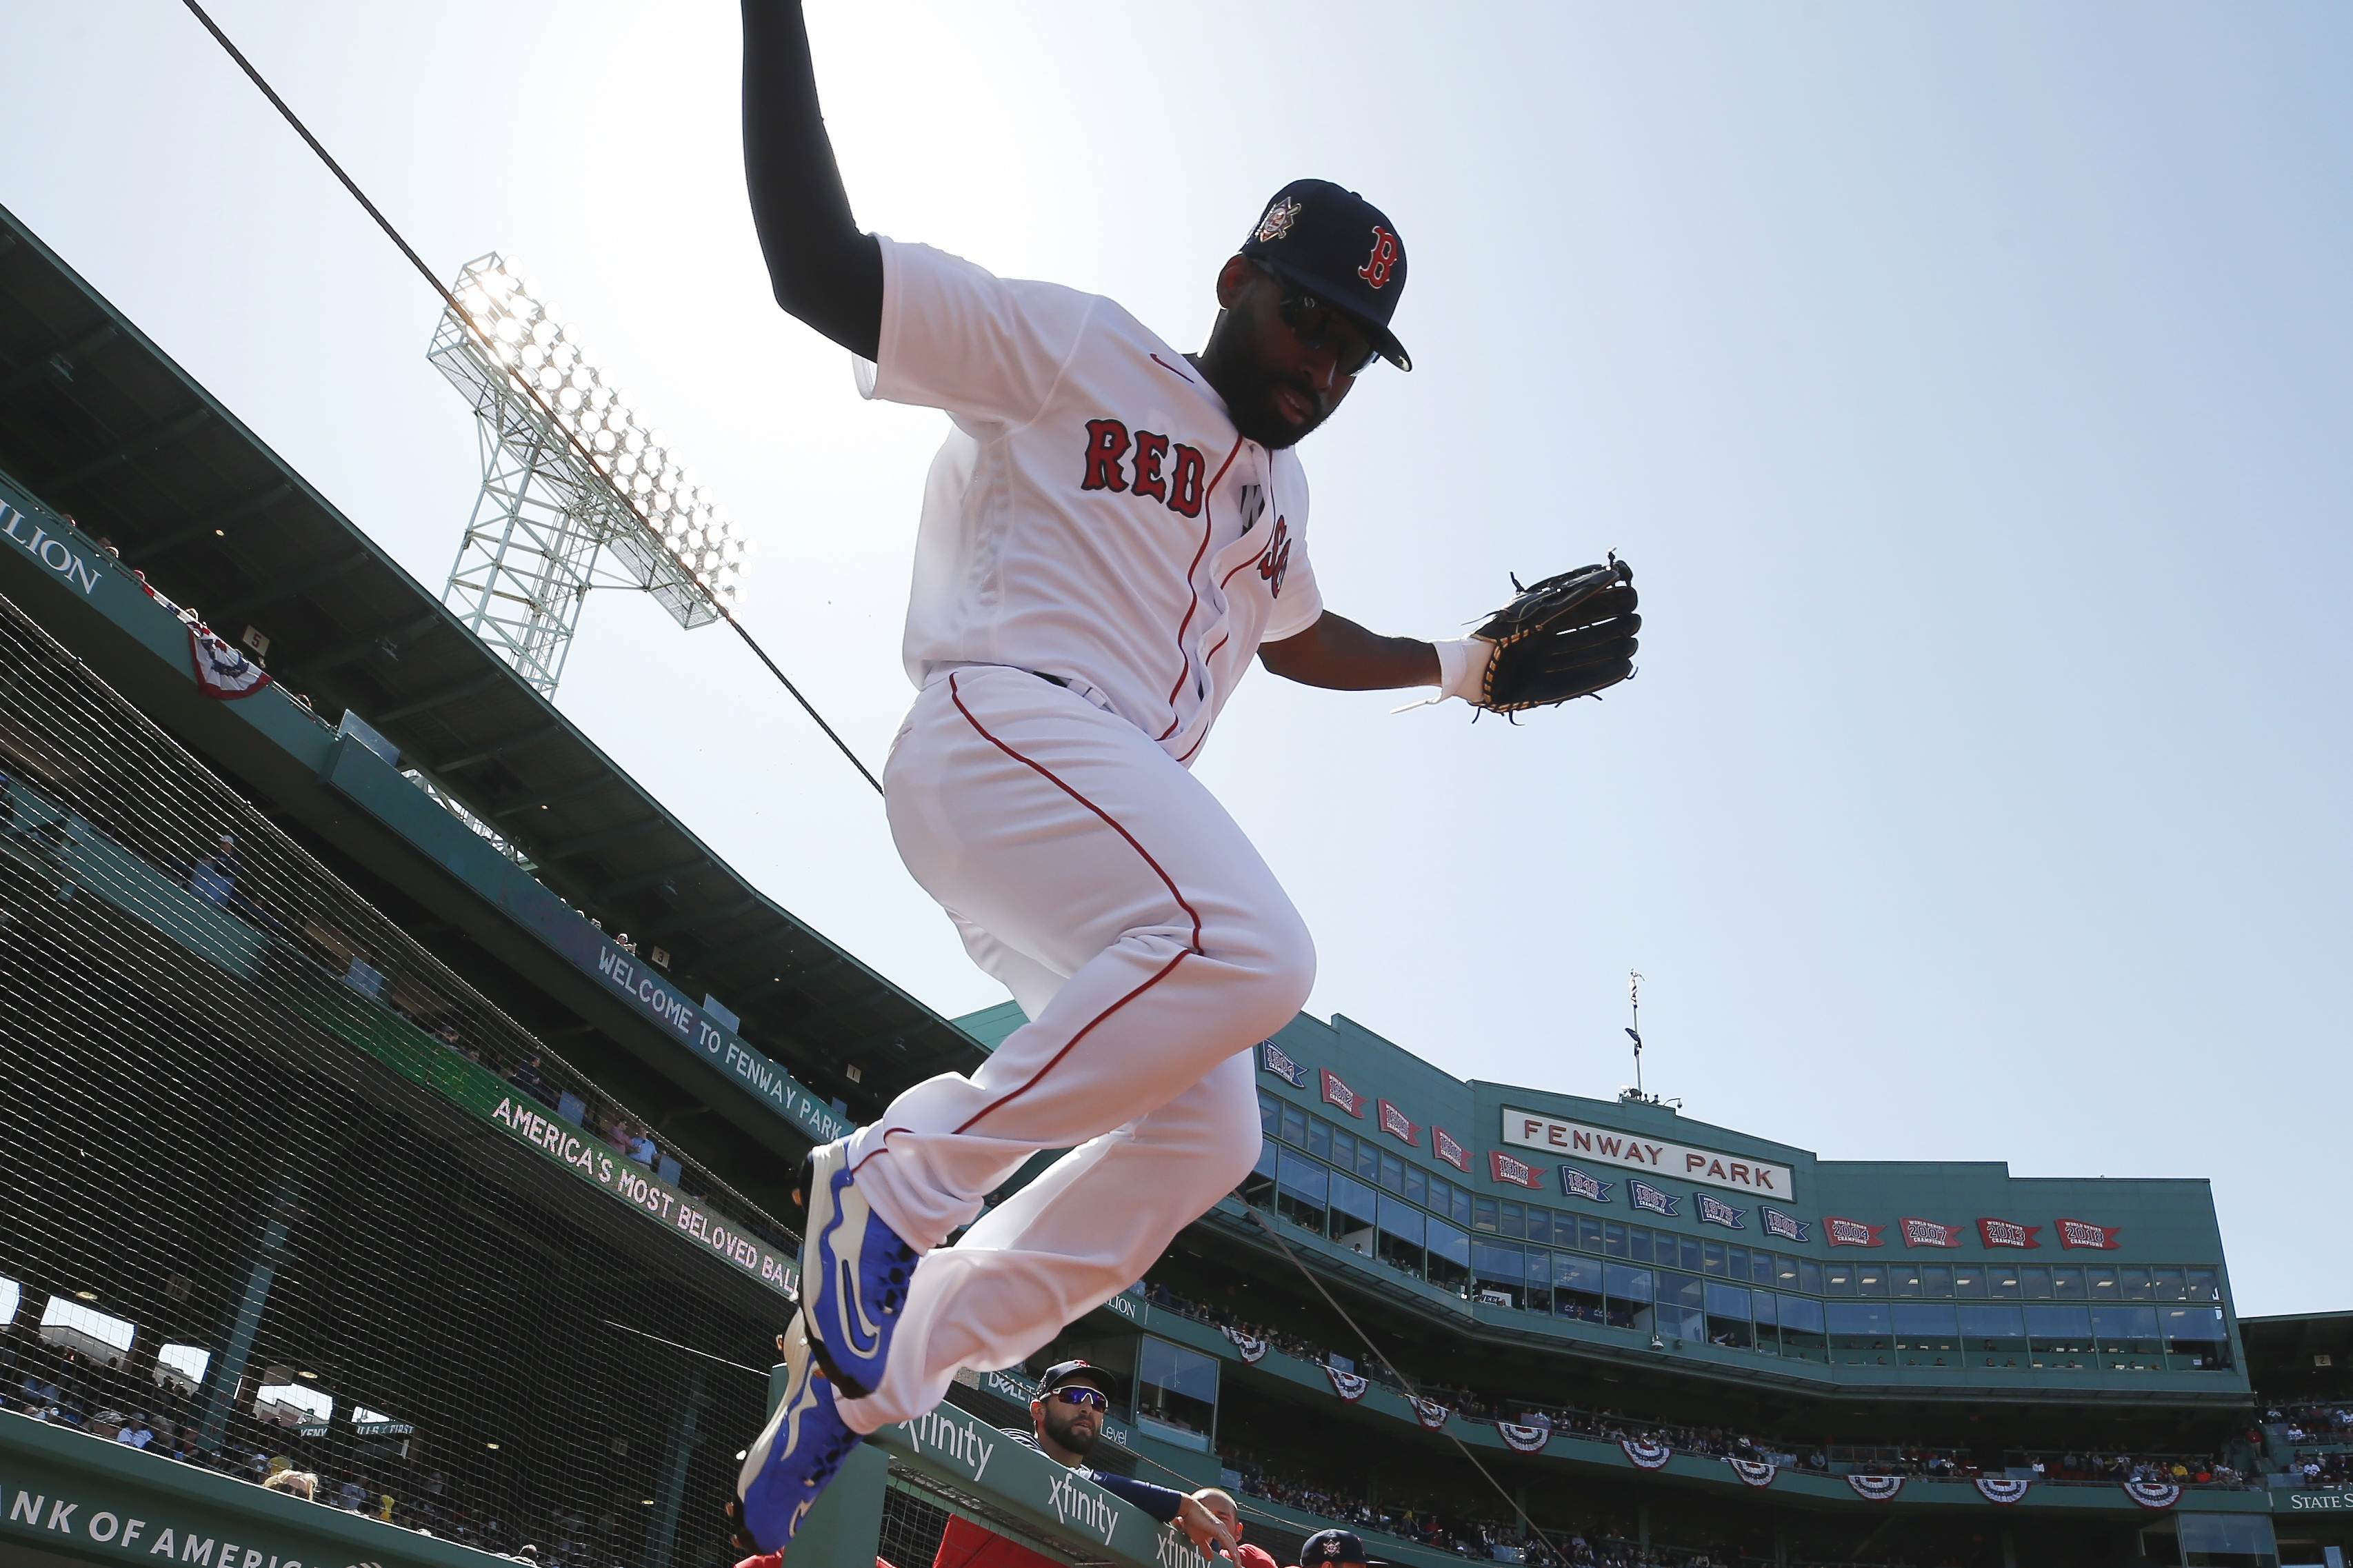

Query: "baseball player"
<box><xmin>925</xmin><ymin>1360</ymin><xmax>1236</xmax><ymax>1568</ymax></box>
<box><xmin>732</xmin><ymin>0</ymin><xmax>1640</xmax><ymax>1546</ymax></box>
<box><xmin>1191</xmin><ymin>1489</ymin><xmax>1280</xmax><ymax>1568</ymax></box>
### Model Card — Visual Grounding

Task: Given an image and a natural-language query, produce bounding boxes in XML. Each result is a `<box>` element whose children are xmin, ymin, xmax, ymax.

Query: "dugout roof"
<box><xmin>0</xmin><ymin>201</ymin><xmax>982</xmax><ymax>1119</ymax></box>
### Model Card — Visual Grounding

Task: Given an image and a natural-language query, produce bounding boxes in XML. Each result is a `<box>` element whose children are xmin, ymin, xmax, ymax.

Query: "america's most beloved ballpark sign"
<box><xmin>1501</xmin><ymin>1109</ymin><xmax>1795</xmax><ymax>1198</ymax></box>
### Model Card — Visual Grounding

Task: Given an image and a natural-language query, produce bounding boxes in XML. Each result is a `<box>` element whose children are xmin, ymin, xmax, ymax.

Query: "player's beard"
<box><xmin>1043</xmin><ymin>1403</ymin><xmax>1101</xmax><ymax>1457</ymax></box>
<box><xmin>1232</xmin><ymin>368</ymin><xmax>1332</xmax><ymax>451</ymax></box>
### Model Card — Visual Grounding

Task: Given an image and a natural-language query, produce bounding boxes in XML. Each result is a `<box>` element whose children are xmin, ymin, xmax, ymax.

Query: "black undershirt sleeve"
<box><xmin>741</xmin><ymin>0</ymin><xmax>883</xmax><ymax>359</ymax></box>
<box><xmin>1085</xmin><ymin>1470</ymin><xmax>1185</xmax><ymax>1524</ymax></box>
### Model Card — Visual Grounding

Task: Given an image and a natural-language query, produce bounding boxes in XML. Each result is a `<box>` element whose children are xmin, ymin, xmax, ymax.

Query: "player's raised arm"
<box><xmin>740</xmin><ymin>0</ymin><xmax>881</xmax><ymax>359</ymax></box>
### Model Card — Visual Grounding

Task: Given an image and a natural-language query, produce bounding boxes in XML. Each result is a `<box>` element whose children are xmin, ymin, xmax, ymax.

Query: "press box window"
<box><xmin>1136</xmin><ymin>1336</ymin><xmax>1218</xmax><ymax>1451</ymax></box>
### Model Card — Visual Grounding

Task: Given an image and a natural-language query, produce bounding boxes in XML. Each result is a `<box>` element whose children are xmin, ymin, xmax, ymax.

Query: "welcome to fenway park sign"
<box><xmin>1501</xmin><ymin>1109</ymin><xmax>1794</xmax><ymax>1198</ymax></box>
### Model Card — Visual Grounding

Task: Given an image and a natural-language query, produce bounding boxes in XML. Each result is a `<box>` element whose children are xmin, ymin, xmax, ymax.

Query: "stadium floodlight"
<box><xmin>428</xmin><ymin>253</ymin><xmax>750</xmax><ymax>695</ymax></box>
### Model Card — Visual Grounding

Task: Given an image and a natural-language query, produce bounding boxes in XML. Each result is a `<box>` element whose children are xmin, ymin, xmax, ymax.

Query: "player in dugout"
<box><xmin>921</xmin><ymin>1361</ymin><xmax>1236</xmax><ymax>1568</ymax></box>
<box><xmin>730</xmin><ymin>0</ymin><xmax>1639</xmax><ymax>1548</ymax></box>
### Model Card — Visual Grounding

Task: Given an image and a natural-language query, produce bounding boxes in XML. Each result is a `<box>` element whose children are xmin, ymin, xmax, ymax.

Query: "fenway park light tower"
<box><xmin>428</xmin><ymin>254</ymin><xmax>750</xmax><ymax>694</ymax></box>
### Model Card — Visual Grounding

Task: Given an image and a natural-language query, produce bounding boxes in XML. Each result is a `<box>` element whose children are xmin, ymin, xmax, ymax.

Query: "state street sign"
<box><xmin>1500</xmin><ymin>1109</ymin><xmax>1796</xmax><ymax>1199</ymax></box>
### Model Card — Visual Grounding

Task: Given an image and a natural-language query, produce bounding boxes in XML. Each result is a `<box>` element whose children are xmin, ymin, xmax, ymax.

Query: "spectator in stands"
<box><xmin>508</xmin><ymin>1055</ymin><xmax>554</xmax><ymax>1107</ymax></box>
<box><xmin>1191</xmin><ymin>1489</ymin><xmax>1277</xmax><ymax>1568</ymax></box>
<box><xmin>625</xmin><ymin>1125</ymin><xmax>657</xmax><ymax>1167</ymax></box>
<box><xmin>263</xmin><ymin>1470</ymin><xmax>317</xmax><ymax>1500</ymax></box>
<box><xmin>190</xmin><ymin>832</ymin><xmax>239</xmax><ymax>907</ymax></box>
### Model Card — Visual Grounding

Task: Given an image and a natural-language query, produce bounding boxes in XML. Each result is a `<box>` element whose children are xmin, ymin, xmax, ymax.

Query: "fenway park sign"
<box><xmin>1501</xmin><ymin>1109</ymin><xmax>1794</xmax><ymax>1198</ymax></box>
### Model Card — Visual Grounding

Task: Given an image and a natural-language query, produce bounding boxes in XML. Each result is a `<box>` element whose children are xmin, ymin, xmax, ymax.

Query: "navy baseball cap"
<box><xmin>1037</xmin><ymin>1359</ymin><xmax>1118</xmax><ymax>1398</ymax></box>
<box><xmin>1299</xmin><ymin>1529</ymin><xmax>1372</xmax><ymax>1566</ymax></box>
<box><xmin>1239</xmin><ymin>179</ymin><xmax>1412</xmax><ymax>372</ymax></box>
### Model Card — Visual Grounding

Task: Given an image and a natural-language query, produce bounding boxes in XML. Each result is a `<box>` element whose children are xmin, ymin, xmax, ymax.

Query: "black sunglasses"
<box><xmin>1254</xmin><ymin>262</ymin><xmax>1379</xmax><ymax>376</ymax></box>
<box><xmin>1049</xmin><ymin>1387</ymin><xmax>1109</xmax><ymax>1409</ymax></box>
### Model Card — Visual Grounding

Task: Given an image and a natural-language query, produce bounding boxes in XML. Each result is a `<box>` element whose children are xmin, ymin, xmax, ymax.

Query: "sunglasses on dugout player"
<box><xmin>1252</xmin><ymin>261</ymin><xmax>1379</xmax><ymax>377</ymax></box>
<box><xmin>1047</xmin><ymin>1387</ymin><xmax>1110</xmax><ymax>1409</ymax></box>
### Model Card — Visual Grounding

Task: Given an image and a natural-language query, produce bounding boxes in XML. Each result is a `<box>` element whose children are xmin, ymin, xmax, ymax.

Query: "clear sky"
<box><xmin>6</xmin><ymin>3</ymin><xmax>2345</xmax><ymax>1314</ymax></box>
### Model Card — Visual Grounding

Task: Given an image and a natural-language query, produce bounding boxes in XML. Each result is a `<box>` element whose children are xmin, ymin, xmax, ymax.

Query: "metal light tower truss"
<box><xmin>428</xmin><ymin>253</ymin><xmax>751</xmax><ymax>694</ymax></box>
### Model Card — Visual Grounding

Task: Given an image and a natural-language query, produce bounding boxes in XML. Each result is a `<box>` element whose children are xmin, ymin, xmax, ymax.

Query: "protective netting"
<box><xmin>0</xmin><ymin>586</ymin><xmax>794</xmax><ymax>1567</ymax></box>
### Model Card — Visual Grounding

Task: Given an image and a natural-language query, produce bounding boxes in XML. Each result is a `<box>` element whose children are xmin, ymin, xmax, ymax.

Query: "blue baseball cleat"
<box><xmin>736</xmin><ymin>1314</ymin><xmax>862</xmax><ymax>1550</ymax></box>
<box><xmin>798</xmin><ymin>1138</ymin><xmax>917</xmax><ymax>1400</ymax></box>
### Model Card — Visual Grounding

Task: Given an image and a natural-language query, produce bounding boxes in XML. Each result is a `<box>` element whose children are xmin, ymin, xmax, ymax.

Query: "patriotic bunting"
<box><xmin>1221</xmin><ymin>1327</ymin><xmax>1268</xmax><ymax>1364</ymax></box>
<box><xmin>1259</xmin><ymin>1040</ymin><xmax>1307</xmax><ymax>1087</ymax></box>
<box><xmin>1976</xmin><ymin>1218</ymin><xmax>2041</xmax><ymax>1250</ymax></box>
<box><xmin>1629</xmin><ymin>1180</ymin><xmax>1679</xmax><ymax>1218</ymax></box>
<box><xmin>1489</xmin><ymin>1150</ymin><xmax>1546</xmax><ymax>1189</ymax></box>
<box><xmin>190</xmin><ymin>625</ymin><xmax>272</xmax><ymax>699</ymax></box>
<box><xmin>1696</xmin><ymin>1193</ymin><xmax>1746</xmax><ymax>1230</ymax></box>
<box><xmin>1825</xmin><ymin>1217</ymin><xmax>1885</xmax><ymax>1248</ymax></box>
<box><xmin>1408</xmin><ymin>1397</ymin><xmax>1450</xmax><ymax>1431</ymax></box>
<box><xmin>1900</xmin><ymin>1217</ymin><xmax>1963</xmax><ymax>1249</ymax></box>
<box><xmin>1619</xmin><ymin>1437</ymin><xmax>1672</xmax><ymax>1471</ymax></box>
<box><xmin>1845</xmin><ymin>1474</ymin><xmax>1904</xmax><ymax>1502</ymax></box>
<box><xmin>1377</xmin><ymin>1098</ymin><xmax>1419</xmax><ymax>1147</ymax></box>
<box><xmin>1432</xmin><ymin>1127</ymin><xmax>1471</xmax><ymax>1173</ymax></box>
<box><xmin>1496</xmin><ymin>1422</ymin><xmax>1550</xmax><ymax>1455</ymax></box>
<box><xmin>1323</xmin><ymin>1365</ymin><xmax>1369</xmax><ymax>1403</ymax></box>
<box><xmin>2121</xmin><ymin>1480</ymin><xmax>2181</xmax><ymax>1510</ymax></box>
<box><xmin>1320</xmin><ymin>1069</ymin><xmax>1367</xmax><ymax>1118</ymax></box>
<box><xmin>2057</xmin><ymin>1218</ymin><xmax>2123</xmax><ymax>1251</ymax></box>
<box><xmin>1974</xmin><ymin>1478</ymin><xmax>2031</xmax><ymax>1505</ymax></box>
<box><xmin>1725</xmin><ymin>1457</ymin><xmax>1776</xmax><ymax>1488</ymax></box>
<box><xmin>1762</xmin><ymin>1208</ymin><xmax>1810</xmax><ymax>1244</ymax></box>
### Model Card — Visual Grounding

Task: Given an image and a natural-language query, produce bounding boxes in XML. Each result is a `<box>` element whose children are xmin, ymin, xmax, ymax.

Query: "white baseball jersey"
<box><xmin>857</xmin><ymin>236</ymin><xmax>1323</xmax><ymax>765</ymax></box>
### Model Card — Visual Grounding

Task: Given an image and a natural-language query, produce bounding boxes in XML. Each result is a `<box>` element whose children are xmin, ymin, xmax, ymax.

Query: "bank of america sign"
<box><xmin>1500</xmin><ymin>1109</ymin><xmax>1795</xmax><ymax>1200</ymax></box>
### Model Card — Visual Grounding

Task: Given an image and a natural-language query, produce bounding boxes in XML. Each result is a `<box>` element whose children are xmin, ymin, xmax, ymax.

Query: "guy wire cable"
<box><xmin>175</xmin><ymin>0</ymin><xmax>883</xmax><ymax>796</ymax></box>
<box><xmin>1241</xmin><ymin>1205</ymin><xmax>1563</xmax><ymax>1552</ymax></box>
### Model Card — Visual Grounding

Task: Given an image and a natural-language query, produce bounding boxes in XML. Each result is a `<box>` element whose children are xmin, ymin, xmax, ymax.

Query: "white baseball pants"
<box><xmin>832</xmin><ymin>663</ymin><xmax>1312</xmax><ymax>1431</ymax></box>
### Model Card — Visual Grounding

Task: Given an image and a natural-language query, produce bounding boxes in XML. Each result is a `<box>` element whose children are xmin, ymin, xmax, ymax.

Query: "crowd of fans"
<box><xmin>2</xmin><ymin>1325</ymin><xmax>663</xmax><ymax>1568</ymax></box>
<box><xmin>1138</xmin><ymin>1282</ymin><xmax>2257</xmax><ymax>1491</ymax></box>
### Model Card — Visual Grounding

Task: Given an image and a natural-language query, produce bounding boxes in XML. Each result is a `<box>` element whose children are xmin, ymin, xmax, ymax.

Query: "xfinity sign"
<box><xmin>1501</xmin><ymin>1109</ymin><xmax>1794</xmax><ymax>1198</ymax></box>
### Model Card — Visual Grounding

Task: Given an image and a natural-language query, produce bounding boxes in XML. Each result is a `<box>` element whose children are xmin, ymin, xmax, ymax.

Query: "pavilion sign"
<box><xmin>1499</xmin><ymin>1109</ymin><xmax>1795</xmax><ymax>1199</ymax></box>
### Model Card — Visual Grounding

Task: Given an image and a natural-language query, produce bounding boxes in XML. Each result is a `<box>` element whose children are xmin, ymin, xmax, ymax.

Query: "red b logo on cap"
<box><xmin>1357</xmin><ymin>224</ymin><xmax>1400</xmax><ymax>290</ymax></box>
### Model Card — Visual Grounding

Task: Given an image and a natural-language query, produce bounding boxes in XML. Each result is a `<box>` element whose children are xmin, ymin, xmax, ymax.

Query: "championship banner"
<box><xmin>1977</xmin><ymin>1218</ymin><xmax>2041</xmax><ymax>1249</ymax></box>
<box><xmin>1433</xmin><ymin>1127</ymin><xmax>1471</xmax><ymax>1173</ymax></box>
<box><xmin>1489</xmin><ymin>1150</ymin><xmax>1545</xmax><ymax>1189</ymax></box>
<box><xmin>2121</xmin><ymin>1480</ymin><xmax>2181</xmax><ymax>1510</ymax></box>
<box><xmin>1322</xmin><ymin>1365</ymin><xmax>1369</xmax><ymax>1403</ymax></box>
<box><xmin>1496</xmin><ymin>1422</ymin><xmax>1550</xmax><ymax>1455</ymax></box>
<box><xmin>1845</xmin><ymin>1475</ymin><xmax>1903</xmax><ymax>1502</ymax></box>
<box><xmin>1377</xmin><ymin>1098</ymin><xmax>1419</xmax><ymax>1147</ymax></box>
<box><xmin>1629</xmin><ymin>1180</ymin><xmax>1679</xmax><ymax>1218</ymax></box>
<box><xmin>1409</xmin><ymin>1397</ymin><xmax>1450</xmax><ymax>1431</ymax></box>
<box><xmin>1974</xmin><ymin>1478</ymin><xmax>2031</xmax><ymax>1505</ymax></box>
<box><xmin>1559</xmin><ymin>1165</ymin><xmax>1614</xmax><ymax>1203</ymax></box>
<box><xmin>1619</xmin><ymin>1437</ymin><xmax>1672</xmax><ymax>1471</ymax></box>
<box><xmin>1900</xmin><ymin>1217</ymin><xmax>1963</xmax><ymax>1249</ymax></box>
<box><xmin>1696</xmin><ymin>1193</ymin><xmax>1745</xmax><ymax>1230</ymax></box>
<box><xmin>189</xmin><ymin>624</ymin><xmax>272</xmax><ymax>698</ymax></box>
<box><xmin>1762</xmin><ymin>1207</ymin><xmax>1810</xmax><ymax>1244</ymax></box>
<box><xmin>2057</xmin><ymin>1218</ymin><xmax>2122</xmax><ymax>1250</ymax></box>
<box><xmin>1319</xmin><ymin>1068</ymin><xmax>1367</xmax><ymax>1118</ymax></box>
<box><xmin>1825</xmin><ymin>1217</ymin><xmax>1885</xmax><ymax>1248</ymax></box>
<box><xmin>1725</xmin><ymin>1457</ymin><xmax>1776</xmax><ymax>1488</ymax></box>
<box><xmin>1221</xmin><ymin>1327</ymin><xmax>1268</xmax><ymax>1364</ymax></box>
<box><xmin>1259</xmin><ymin>1039</ymin><xmax>1307</xmax><ymax>1087</ymax></box>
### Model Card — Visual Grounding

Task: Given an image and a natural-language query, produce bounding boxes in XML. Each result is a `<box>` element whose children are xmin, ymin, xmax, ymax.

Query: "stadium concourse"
<box><xmin>0</xmin><ymin>205</ymin><xmax>2341</xmax><ymax>1568</ymax></box>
